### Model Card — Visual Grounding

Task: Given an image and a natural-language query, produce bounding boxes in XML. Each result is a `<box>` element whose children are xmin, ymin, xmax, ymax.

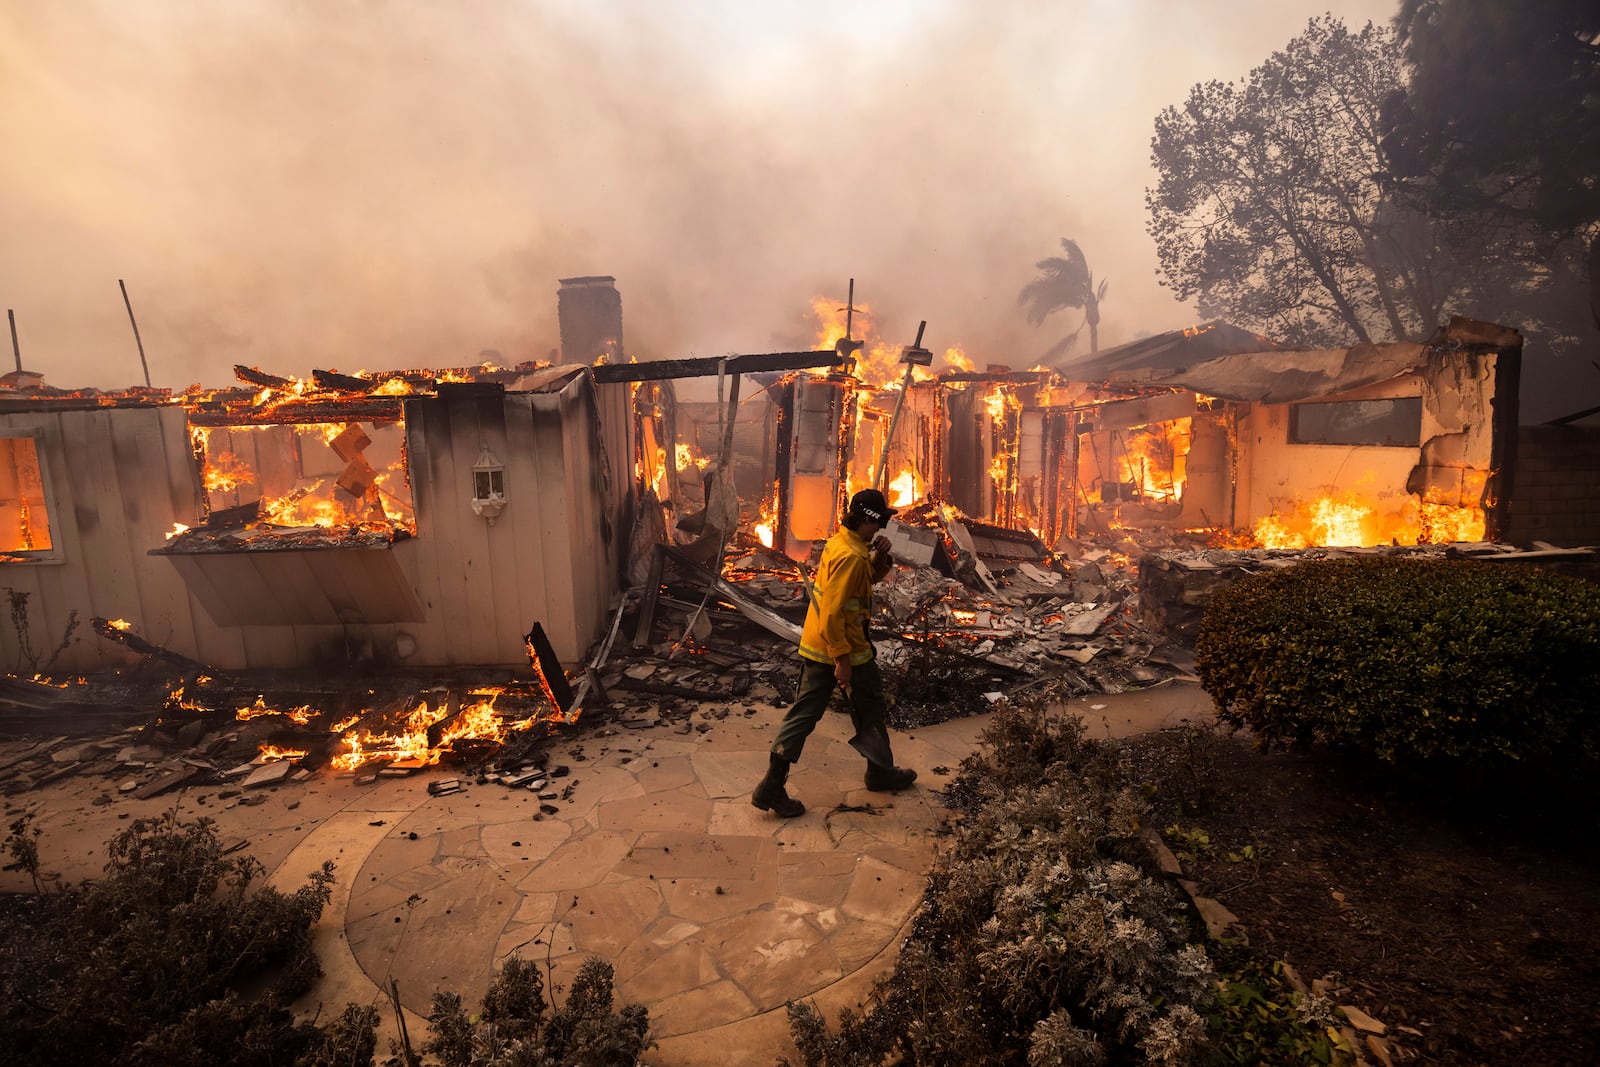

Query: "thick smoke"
<box><xmin>0</xmin><ymin>0</ymin><xmax>1398</xmax><ymax>389</ymax></box>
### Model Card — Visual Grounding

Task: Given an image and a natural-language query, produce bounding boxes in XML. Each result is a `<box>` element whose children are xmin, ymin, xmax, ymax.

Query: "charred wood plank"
<box><xmin>92</xmin><ymin>617</ymin><xmax>220</xmax><ymax>675</ymax></box>
<box><xmin>234</xmin><ymin>365</ymin><xmax>296</xmax><ymax>388</ymax></box>
<box><xmin>660</xmin><ymin>545</ymin><xmax>803</xmax><ymax>643</ymax></box>
<box><xmin>525</xmin><ymin>622</ymin><xmax>575</xmax><ymax>714</ymax></box>
<box><xmin>591</xmin><ymin>351</ymin><xmax>842</xmax><ymax>384</ymax></box>
<box><xmin>206</xmin><ymin>500</ymin><xmax>261</xmax><ymax>528</ymax></box>
<box><xmin>312</xmin><ymin>368</ymin><xmax>379</xmax><ymax>393</ymax></box>
<box><xmin>186</xmin><ymin>398</ymin><xmax>403</xmax><ymax>426</ymax></box>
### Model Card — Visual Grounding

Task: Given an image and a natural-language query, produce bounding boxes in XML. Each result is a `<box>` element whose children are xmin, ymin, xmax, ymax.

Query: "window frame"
<box><xmin>1287</xmin><ymin>397</ymin><xmax>1423</xmax><ymax>448</ymax></box>
<box><xmin>0</xmin><ymin>430</ymin><xmax>63</xmax><ymax>563</ymax></box>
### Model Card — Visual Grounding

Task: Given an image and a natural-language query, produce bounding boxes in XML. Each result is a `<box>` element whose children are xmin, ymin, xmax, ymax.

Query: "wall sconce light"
<box><xmin>471</xmin><ymin>445</ymin><xmax>507</xmax><ymax>524</ymax></box>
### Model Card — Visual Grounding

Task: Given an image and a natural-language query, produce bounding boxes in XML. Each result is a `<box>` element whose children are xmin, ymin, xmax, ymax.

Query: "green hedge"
<box><xmin>1194</xmin><ymin>557</ymin><xmax>1600</xmax><ymax>765</ymax></box>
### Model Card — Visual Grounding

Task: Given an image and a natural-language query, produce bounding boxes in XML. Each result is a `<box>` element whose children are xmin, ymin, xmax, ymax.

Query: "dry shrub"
<box><xmin>784</xmin><ymin>695</ymin><xmax>1213</xmax><ymax>1066</ymax></box>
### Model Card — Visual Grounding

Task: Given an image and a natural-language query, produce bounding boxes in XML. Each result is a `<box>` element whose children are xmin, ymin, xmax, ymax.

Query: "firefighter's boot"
<box><xmin>751</xmin><ymin>753</ymin><xmax>805</xmax><ymax>817</ymax></box>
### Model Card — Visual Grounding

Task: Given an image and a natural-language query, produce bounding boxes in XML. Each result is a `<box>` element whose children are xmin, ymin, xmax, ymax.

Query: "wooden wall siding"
<box><xmin>402</xmin><ymin>378</ymin><xmax>624</xmax><ymax>667</ymax></box>
<box><xmin>0</xmin><ymin>406</ymin><xmax>206</xmax><ymax>674</ymax></box>
<box><xmin>162</xmin><ymin>547</ymin><xmax>423</xmax><ymax>626</ymax></box>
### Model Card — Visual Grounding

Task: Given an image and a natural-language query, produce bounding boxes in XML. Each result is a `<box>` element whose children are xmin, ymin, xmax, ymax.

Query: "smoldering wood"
<box><xmin>525</xmin><ymin>621</ymin><xmax>575</xmax><ymax>713</ymax></box>
<box><xmin>312</xmin><ymin>368</ymin><xmax>380</xmax><ymax>393</ymax></box>
<box><xmin>205</xmin><ymin>500</ymin><xmax>261</xmax><ymax>528</ymax></box>
<box><xmin>661</xmin><ymin>545</ymin><xmax>802</xmax><ymax>643</ymax></box>
<box><xmin>590</xmin><ymin>350</ymin><xmax>842</xmax><ymax>384</ymax></box>
<box><xmin>186</xmin><ymin>398</ymin><xmax>404</xmax><ymax>426</ymax></box>
<box><xmin>234</xmin><ymin>365</ymin><xmax>296</xmax><ymax>388</ymax></box>
<box><xmin>91</xmin><ymin>616</ymin><xmax>219</xmax><ymax>675</ymax></box>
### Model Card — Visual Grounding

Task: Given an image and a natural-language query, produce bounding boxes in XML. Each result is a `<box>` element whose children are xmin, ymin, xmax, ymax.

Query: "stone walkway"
<box><xmin>4</xmin><ymin>683</ymin><xmax>1213</xmax><ymax>1065</ymax></box>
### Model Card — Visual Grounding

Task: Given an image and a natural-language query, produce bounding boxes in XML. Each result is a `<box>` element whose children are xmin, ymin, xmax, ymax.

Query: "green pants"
<box><xmin>772</xmin><ymin>656</ymin><xmax>893</xmax><ymax>766</ymax></box>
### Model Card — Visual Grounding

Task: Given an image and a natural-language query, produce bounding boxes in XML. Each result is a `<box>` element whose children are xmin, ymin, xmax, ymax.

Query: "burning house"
<box><xmin>0</xmin><ymin>361</ymin><xmax>632</xmax><ymax>675</ymax></box>
<box><xmin>0</xmin><ymin>269</ymin><xmax>1538</xmax><ymax>695</ymax></box>
<box><xmin>716</xmin><ymin>315</ymin><xmax>1517</xmax><ymax>571</ymax></box>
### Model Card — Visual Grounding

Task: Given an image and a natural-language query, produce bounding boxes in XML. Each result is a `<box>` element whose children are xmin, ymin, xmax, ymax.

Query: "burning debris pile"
<box><xmin>0</xmin><ymin>661</ymin><xmax>581</xmax><ymax>802</ymax></box>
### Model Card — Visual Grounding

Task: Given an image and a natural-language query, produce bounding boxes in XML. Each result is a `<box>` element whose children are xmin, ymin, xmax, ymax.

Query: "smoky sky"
<box><xmin>0</xmin><ymin>0</ymin><xmax>1401</xmax><ymax>390</ymax></box>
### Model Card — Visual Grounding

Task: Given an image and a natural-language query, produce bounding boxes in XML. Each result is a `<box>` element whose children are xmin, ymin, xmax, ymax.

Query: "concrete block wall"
<box><xmin>1506</xmin><ymin>425</ymin><xmax>1600</xmax><ymax>546</ymax></box>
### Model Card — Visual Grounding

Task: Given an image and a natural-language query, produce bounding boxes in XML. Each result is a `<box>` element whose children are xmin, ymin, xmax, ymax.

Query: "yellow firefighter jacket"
<box><xmin>799</xmin><ymin>526</ymin><xmax>892</xmax><ymax>666</ymax></box>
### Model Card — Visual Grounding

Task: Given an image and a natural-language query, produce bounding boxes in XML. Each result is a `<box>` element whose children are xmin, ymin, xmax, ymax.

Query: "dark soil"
<box><xmin>1124</xmin><ymin>725</ymin><xmax>1600</xmax><ymax>1066</ymax></box>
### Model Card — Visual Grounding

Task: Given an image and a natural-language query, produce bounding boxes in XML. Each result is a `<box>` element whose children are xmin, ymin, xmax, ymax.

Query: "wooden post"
<box><xmin>875</xmin><ymin>321</ymin><xmax>928</xmax><ymax>492</ymax></box>
<box><xmin>118</xmin><ymin>280</ymin><xmax>152</xmax><ymax>388</ymax></box>
<box><xmin>6</xmin><ymin>309</ymin><xmax>19</xmax><ymax>372</ymax></box>
<box><xmin>719</xmin><ymin>369</ymin><xmax>742</xmax><ymax>472</ymax></box>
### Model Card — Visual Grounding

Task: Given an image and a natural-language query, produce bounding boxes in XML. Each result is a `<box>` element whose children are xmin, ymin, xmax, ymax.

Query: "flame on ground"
<box><xmin>236</xmin><ymin>696</ymin><xmax>314</xmax><ymax>725</ymax></box>
<box><xmin>326</xmin><ymin>687</ymin><xmax>549</xmax><ymax>771</ymax></box>
<box><xmin>330</xmin><ymin>699</ymin><xmax>444</xmax><ymax>771</ymax></box>
<box><xmin>1253</xmin><ymin>488</ymin><xmax>1486</xmax><ymax>548</ymax></box>
<box><xmin>257</xmin><ymin>745</ymin><xmax>308</xmax><ymax>763</ymax></box>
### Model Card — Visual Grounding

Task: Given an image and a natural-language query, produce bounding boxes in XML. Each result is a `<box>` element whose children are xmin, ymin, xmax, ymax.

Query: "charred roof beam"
<box><xmin>590</xmin><ymin>350</ymin><xmax>842</xmax><ymax>384</ymax></box>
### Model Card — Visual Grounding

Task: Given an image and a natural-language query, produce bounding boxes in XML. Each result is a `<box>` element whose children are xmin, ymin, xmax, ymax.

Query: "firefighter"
<box><xmin>751</xmin><ymin>488</ymin><xmax>917</xmax><ymax>817</ymax></box>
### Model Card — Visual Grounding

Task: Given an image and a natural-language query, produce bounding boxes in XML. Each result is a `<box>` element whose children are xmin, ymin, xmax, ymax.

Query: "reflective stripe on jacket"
<box><xmin>798</xmin><ymin>526</ymin><xmax>891</xmax><ymax>666</ymax></box>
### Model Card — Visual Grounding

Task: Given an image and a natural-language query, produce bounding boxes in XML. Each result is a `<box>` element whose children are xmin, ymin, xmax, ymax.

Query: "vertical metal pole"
<box><xmin>7</xmin><ymin>310</ymin><xmax>20</xmax><ymax>372</ymax></box>
<box><xmin>844</xmin><ymin>278</ymin><xmax>854</xmax><ymax>346</ymax></box>
<box><xmin>118</xmin><ymin>279</ymin><xmax>153</xmax><ymax>388</ymax></box>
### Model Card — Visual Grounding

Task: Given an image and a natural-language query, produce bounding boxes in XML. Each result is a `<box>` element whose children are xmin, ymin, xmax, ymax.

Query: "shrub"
<box><xmin>0</xmin><ymin>813</ymin><xmax>336</xmax><ymax>1066</ymax></box>
<box><xmin>784</xmin><ymin>695</ymin><xmax>1215</xmax><ymax>1066</ymax></box>
<box><xmin>1194</xmin><ymin>557</ymin><xmax>1600</xmax><ymax>765</ymax></box>
<box><xmin>423</xmin><ymin>955</ymin><xmax>651</xmax><ymax>1066</ymax></box>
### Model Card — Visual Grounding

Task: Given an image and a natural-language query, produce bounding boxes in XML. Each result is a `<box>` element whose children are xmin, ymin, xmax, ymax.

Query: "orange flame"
<box><xmin>942</xmin><ymin>346</ymin><xmax>975</xmax><ymax>373</ymax></box>
<box><xmin>676</xmin><ymin>442</ymin><xmax>708</xmax><ymax>471</ymax></box>
<box><xmin>204</xmin><ymin>451</ymin><xmax>256</xmax><ymax>494</ymax></box>
<box><xmin>1115</xmin><ymin>420</ymin><xmax>1191</xmax><ymax>505</ymax></box>
<box><xmin>257</xmin><ymin>745</ymin><xmax>308</xmax><ymax>763</ymax></box>
<box><xmin>1252</xmin><ymin>486</ymin><xmax>1485</xmax><ymax>548</ymax></box>
<box><xmin>330</xmin><ymin>699</ymin><xmax>441</xmax><ymax>771</ymax></box>
<box><xmin>754</xmin><ymin>487</ymin><xmax>778</xmax><ymax>549</ymax></box>
<box><xmin>235</xmin><ymin>696</ymin><xmax>315</xmax><ymax>725</ymax></box>
<box><xmin>888</xmin><ymin>467</ymin><xmax>920</xmax><ymax>508</ymax></box>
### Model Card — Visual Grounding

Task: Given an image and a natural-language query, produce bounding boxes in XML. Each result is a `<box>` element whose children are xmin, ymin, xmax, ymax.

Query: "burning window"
<box><xmin>1290</xmin><ymin>398</ymin><xmax>1422</xmax><ymax>448</ymax></box>
<box><xmin>193</xmin><ymin>419</ymin><xmax>414</xmax><ymax>536</ymax></box>
<box><xmin>0</xmin><ymin>436</ymin><xmax>52</xmax><ymax>554</ymax></box>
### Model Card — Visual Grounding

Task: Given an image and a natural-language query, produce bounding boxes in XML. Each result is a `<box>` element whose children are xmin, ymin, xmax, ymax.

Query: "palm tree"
<box><xmin>1018</xmin><ymin>238</ymin><xmax>1109</xmax><ymax>360</ymax></box>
